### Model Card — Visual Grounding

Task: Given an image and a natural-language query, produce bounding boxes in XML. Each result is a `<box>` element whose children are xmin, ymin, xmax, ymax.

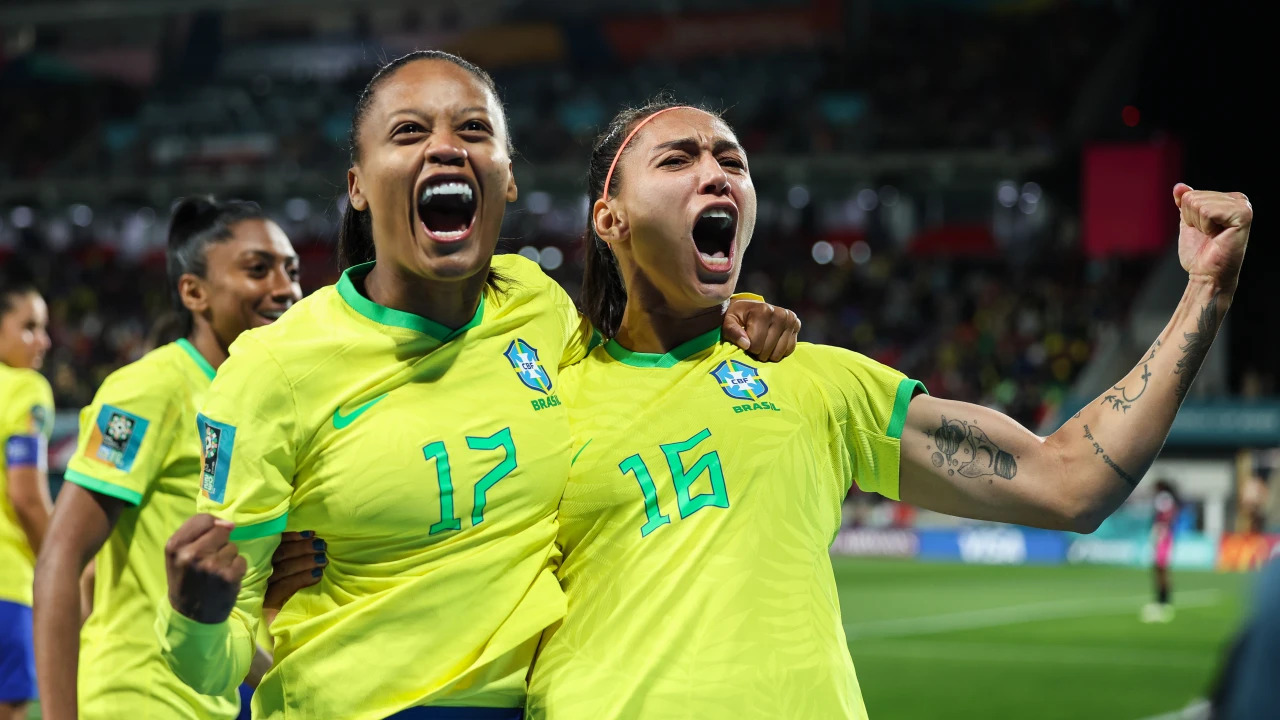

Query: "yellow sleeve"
<box><xmin>195</xmin><ymin>333</ymin><xmax>297</xmax><ymax>536</ymax></box>
<box><xmin>558</xmin><ymin>297</ymin><xmax>599</xmax><ymax>369</ymax></box>
<box><xmin>808</xmin><ymin>345</ymin><xmax>926</xmax><ymax>501</ymax></box>
<box><xmin>157</xmin><ymin>534</ymin><xmax>278</xmax><ymax>695</ymax></box>
<box><xmin>2</xmin><ymin>370</ymin><xmax>53</xmax><ymax>439</ymax></box>
<box><xmin>63</xmin><ymin>365</ymin><xmax>173</xmax><ymax>506</ymax></box>
<box><xmin>159</xmin><ymin>332</ymin><xmax>295</xmax><ymax>694</ymax></box>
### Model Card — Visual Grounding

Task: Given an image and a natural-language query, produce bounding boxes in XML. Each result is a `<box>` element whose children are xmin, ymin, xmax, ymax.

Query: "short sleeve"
<box><xmin>3</xmin><ymin>370</ymin><xmax>53</xmax><ymax>470</ymax></box>
<box><xmin>1</xmin><ymin>371</ymin><xmax>53</xmax><ymax>439</ymax></box>
<box><xmin>196</xmin><ymin>333</ymin><xmax>297</xmax><ymax>541</ymax></box>
<box><xmin>807</xmin><ymin>345</ymin><xmax>926</xmax><ymax>501</ymax></box>
<box><xmin>64</xmin><ymin>367</ymin><xmax>172</xmax><ymax>506</ymax></box>
<box><xmin>559</xmin><ymin>298</ymin><xmax>599</xmax><ymax>369</ymax></box>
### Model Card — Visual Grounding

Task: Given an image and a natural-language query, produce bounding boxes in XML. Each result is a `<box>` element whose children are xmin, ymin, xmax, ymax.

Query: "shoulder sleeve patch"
<box><xmin>85</xmin><ymin>405</ymin><xmax>150</xmax><ymax>472</ymax></box>
<box><xmin>197</xmin><ymin>413</ymin><xmax>236</xmax><ymax>504</ymax></box>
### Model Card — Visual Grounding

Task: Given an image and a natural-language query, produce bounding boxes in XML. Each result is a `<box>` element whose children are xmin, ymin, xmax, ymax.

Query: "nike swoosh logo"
<box><xmin>332</xmin><ymin>394</ymin><xmax>388</xmax><ymax>430</ymax></box>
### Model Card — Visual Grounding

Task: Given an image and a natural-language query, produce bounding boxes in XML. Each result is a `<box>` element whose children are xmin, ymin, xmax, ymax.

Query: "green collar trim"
<box><xmin>604</xmin><ymin>328</ymin><xmax>722</xmax><ymax>368</ymax></box>
<box><xmin>175</xmin><ymin>338</ymin><xmax>217</xmax><ymax>381</ymax></box>
<box><xmin>337</xmin><ymin>261</ymin><xmax>485</xmax><ymax>341</ymax></box>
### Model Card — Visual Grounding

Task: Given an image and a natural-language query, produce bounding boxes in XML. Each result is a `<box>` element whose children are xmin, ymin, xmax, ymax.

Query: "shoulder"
<box><xmin>100</xmin><ymin>344</ymin><xmax>191</xmax><ymax>393</ymax></box>
<box><xmin>87</xmin><ymin>346</ymin><xmax>198</xmax><ymax>421</ymax></box>
<box><xmin>2</xmin><ymin>365</ymin><xmax>52</xmax><ymax>402</ymax></box>
<box><xmin>778</xmin><ymin>343</ymin><xmax>906</xmax><ymax>386</ymax></box>
<box><xmin>235</xmin><ymin>287</ymin><xmax>337</xmax><ymax>351</ymax></box>
<box><xmin>492</xmin><ymin>253</ymin><xmax>574</xmax><ymax>306</ymax></box>
<box><xmin>221</xmin><ymin>288</ymin><xmax>341</xmax><ymax>380</ymax></box>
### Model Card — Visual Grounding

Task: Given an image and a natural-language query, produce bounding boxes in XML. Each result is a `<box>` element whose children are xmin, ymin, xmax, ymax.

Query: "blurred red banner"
<box><xmin>1081</xmin><ymin>139</ymin><xmax>1182</xmax><ymax>258</ymax></box>
<box><xmin>603</xmin><ymin>3</ymin><xmax>841</xmax><ymax>61</ymax></box>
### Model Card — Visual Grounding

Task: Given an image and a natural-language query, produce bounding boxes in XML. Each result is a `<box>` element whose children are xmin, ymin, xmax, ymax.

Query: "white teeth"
<box><xmin>428</xmin><ymin>227</ymin><xmax>469</xmax><ymax>240</ymax></box>
<box><xmin>700</xmin><ymin>208</ymin><xmax>733</xmax><ymax>220</ymax></box>
<box><xmin>420</xmin><ymin>181</ymin><xmax>474</xmax><ymax>203</ymax></box>
<box><xmin>259</xmin><ymin>310</ymin><xmax>282</xmax><ymax>320</ymax></box>
<box><xmin>699</xmin><ymin>252</ymin><xmax>732</xmax><ymax>269</ymax></box>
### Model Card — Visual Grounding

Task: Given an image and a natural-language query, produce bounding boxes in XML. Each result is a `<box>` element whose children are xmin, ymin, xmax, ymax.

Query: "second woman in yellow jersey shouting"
<box><xmin>526</xmin><ymin>101</ymin><xmax>1252</xmax><ymax>719</ymax></box>
<box><xmin>157</xmin><ymin>52</ymin><xmax>798</xmax><ymax>720</ymax></box>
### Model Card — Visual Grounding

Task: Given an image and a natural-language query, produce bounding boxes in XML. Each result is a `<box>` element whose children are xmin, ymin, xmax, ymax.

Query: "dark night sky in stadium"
<box><xmin>1139</xmin><ymin>0</ymin><xmax>1273</xmax><ymax>388</ymax></box>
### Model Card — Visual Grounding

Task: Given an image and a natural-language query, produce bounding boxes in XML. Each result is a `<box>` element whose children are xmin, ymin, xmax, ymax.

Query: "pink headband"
<box><xmin>602</xmin><ymin>106</ymin><xmax>697</xmax><ymax>201</ymax></box>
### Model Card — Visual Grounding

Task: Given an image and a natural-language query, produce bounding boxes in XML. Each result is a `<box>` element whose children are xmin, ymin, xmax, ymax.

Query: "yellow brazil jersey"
<box><xmin>0</xmin><ymin>363</ymin><xmax>54</xmax><ymax>606</ymax></box>
<box><xmin>526</xmin><ymin>330</ymin><xmax>924</xmax><ymax>720</ymax></box>
<box><xmin>63</xmin><ymin>339</ymin><xmax>240</xmax><ymax>719</ymax></box>
<box><xmin>158</xmin><ymin>254</ymin><xmax>594</xmax><ymax>720</ymax></box>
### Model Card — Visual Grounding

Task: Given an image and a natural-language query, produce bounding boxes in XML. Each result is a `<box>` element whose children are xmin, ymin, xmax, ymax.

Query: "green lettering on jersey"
<box><xmin>423</xmin><ymin>428</ymin><xmax>520</xmax><ymax>535</ymax></box>
<box><xmin>530</xmin><ymin>395</ymin><xmax>562</xmax><ymax>412</ymax></box>
<box><xmin>620</xmin><ymin>428</ymin><xmax>729</xmax><ymax>538</ymax></box>
<box><xmin>733</xmin><ymin>401</ymin><xmax>782</xmax><ymax>414</ymax></box>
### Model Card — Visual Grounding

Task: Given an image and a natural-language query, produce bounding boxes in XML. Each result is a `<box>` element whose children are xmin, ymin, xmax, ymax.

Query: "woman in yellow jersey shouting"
<box><xmin>0</xmin><ymin>276</ymin><xmax>53</xmax><ymax>720</ymax></box>
<box><xmin>156</xmin><ymin>53</ymin><xmax>797</xmax><ymax>720</ymax></box>
<box><xmin>516</xmin><ymin>99</ymin><xmax>1252</xmax><ymax>719</ymax></box>
<box><xmin>33</xmin><ymin>197</ymin><xmax>301</xmax><ymax>720</ymax></box>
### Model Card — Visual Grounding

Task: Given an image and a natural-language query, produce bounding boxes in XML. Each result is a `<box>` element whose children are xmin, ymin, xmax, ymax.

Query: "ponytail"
<box><xmin>337</xmin><ymin>201</ymin><xmax>375</xmax><ymax>270</ymax></box>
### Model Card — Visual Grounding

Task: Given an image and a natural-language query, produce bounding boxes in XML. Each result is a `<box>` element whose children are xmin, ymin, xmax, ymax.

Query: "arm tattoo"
<box><xmin>1082</xmin><ymin>424</ymin><xmax>1138</xmax><ymax>487</ymax></box>
<box><xmin>924</xmin><ymin>416</ymin><xmax>1018</xmax><ymax>482</ymax></box>
<box><xmin>1102</xmin><ymin>340</ymin><xmax>1160</xmax><ymax>413</ymax></box>
<box><xmin>1173</xmin><ymin>298</ymin><xmax>1221</xmax><ymax>403</ymax></box>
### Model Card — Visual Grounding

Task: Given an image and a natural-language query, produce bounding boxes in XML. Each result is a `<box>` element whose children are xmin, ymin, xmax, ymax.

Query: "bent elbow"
<box><xmin>1068</xmin><ymin>512</ymin><xmax>1103</xmax><ymax>535</ymax></box>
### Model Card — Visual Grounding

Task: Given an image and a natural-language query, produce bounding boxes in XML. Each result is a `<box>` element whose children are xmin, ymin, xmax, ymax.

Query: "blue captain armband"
<box><xmin>5</xmin><ymin>434</ymin><xmax>45</xmax><ymax>469</ymax></box>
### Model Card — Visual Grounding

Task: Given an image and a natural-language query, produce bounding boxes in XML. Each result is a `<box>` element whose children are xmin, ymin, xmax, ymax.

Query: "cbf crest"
<box><xmin>505</xmin><ymin>339</ymin><xmax>552</xmax><ymax>394</ymax></box>
<box><xmin>711</xmin><ymin>359</ymin><xmax>769</xmax><ymax>401</ymax></box>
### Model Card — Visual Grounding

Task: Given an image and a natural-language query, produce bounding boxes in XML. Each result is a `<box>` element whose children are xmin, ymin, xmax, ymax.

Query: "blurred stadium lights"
<box><xmin>787</xmin><ymin>185</ymin><xmax>810</xmax><ymax>210</ymax></box>
<box><xmin>517</xmin><ymin>245</ymin><xmax>541</xmax><ymax>264</ymax></box>
<box><xmin>539</xmin><ymin>246</ymin><xmax>564</xmax><ymax>271</ymax></box>
<box><xmin>69</xmin><ymin>204</ymin><xmax>93</xmax><ymax>227</ymax></box>
<box><xmin>810</xmin><ymin>240</ymin><xmax>834</xmax><ymax>265</ymax></box>
<box><xmin>10</xmin><ymin>206</ymin><xmax>34</xmax><ymax>228</ymax></box>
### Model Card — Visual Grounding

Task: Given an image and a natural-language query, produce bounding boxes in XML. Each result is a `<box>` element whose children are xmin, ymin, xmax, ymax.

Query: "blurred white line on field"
<box><xmin>853</xmin><ymin>640</ymin><xmax>1210</xmax><ymax>668</ymax></box>
<box><xmin>844</xmin><ymin>589</ymin><xmax>1222</xmax><ymax>639</ymax></box>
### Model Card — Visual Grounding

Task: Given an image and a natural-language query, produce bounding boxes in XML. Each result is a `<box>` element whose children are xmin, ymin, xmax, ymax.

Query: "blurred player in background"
<box><xmin>32</xmin><ymin>197</ymin><xmax>300</xmax><ymax>720</ymax></box>
<box><xmin>1142</xmin><ymin>479</ymin><xmax>1180</xmax><ymax>623</ymax></box>
<box><xmin>156</xmin><ymin>52</ymin><xmax>796</xmax><ymax>720</ymax></box>
<box><xmin>0</xmin><ymin>278</ymin><xmax>53</xmax><ymax>720</ymax></box>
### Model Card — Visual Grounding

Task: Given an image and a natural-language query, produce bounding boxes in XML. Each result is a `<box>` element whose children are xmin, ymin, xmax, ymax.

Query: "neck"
<box><xmin>614</xmin><ymin>282</ymin><xmax>725</xmax><ymax>354</ymax></box>
<box><xmin>364</xmin><ymin>260</ymin><xmax>488</xmax><ymax>331</ymax></box>
<box><xmin>187</xmin><ymin>324</ymin><xmax>228</xmax><ymax>370</ymax></box>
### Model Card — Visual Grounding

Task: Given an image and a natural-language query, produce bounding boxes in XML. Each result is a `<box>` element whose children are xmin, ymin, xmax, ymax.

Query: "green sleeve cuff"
<box><xmin>228</xmin><ymin>513</ymin><xmax>288</xmax><ymax>541</ymax></box>
<box><xmin>887</xmin><ymin>378</ymin><xmax>927</xmax><ymax>439</ymax></box>
<box><xmin>156</xmin><ymin>605</ymin><xmax>240</xmax><ymax>696</ymax></box>
<box><xmin>64</xmin><ymin>469</ymin><xmax>143</xmax><ymax>506</ymax></box>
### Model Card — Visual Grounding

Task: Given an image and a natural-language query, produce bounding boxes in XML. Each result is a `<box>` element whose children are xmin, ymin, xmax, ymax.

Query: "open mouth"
<box><xmin>691</xmin><ymin>206</ymin><xmax>737</xmax><ymax>273</ymax></box>
<box><xmin>417</xmin><ymin>177</ymin><xmax>478</xmax><ymax>243</ymax></box>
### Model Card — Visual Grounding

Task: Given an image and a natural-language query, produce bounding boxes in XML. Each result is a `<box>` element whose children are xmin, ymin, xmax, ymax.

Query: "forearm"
<box><xmin>1048</xmin><ymin>279</ymin><xmax>1228</xmax><ymax>529</ymax></box>
<box><xmin>12</xmin><ymin>500</ymin><xmax>50</xmax><ymax>555</ymax></box>
<box><xmin>157</xmin><ymin>606</ymin><xmax>256</xmax><ymax>695</ymax></box>
<box><xmin>8</xmin><ymin>470</ymin><xmax>52</xmax><ymax>555</ymax></box>
<box><xmin>33</xmin><ymin>548</ymin><xmax>91</xmax><ymax>719</ymax></box>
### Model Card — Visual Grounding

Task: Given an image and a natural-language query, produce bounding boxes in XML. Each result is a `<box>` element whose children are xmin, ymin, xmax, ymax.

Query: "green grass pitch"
<box><xmin>30</xmin><ymin>558</ymin><xmax>1252</xmax><ymax>719</ymax></box>
<box><xmin>837</xmin><ymin>558</ymin><xmax>1253</xmax><ymax>719</ymax></box>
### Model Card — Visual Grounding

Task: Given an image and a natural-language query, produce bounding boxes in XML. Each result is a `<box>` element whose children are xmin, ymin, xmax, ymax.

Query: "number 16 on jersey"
<box><xmin>620</xmin><ymin>428</ymin><xmax>730</xmax><ymax>538</ymax></box>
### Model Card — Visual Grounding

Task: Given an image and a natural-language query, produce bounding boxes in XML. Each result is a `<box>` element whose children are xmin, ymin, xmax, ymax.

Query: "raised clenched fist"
<box><xmin>165</xmin><ymin>514</ymin><xmax>246</xmax><ymax>624</ymax></box>
<box><xmin>1174</xmin><ymin>183</ymin><xmax>1252</xmax><ymax>296</ymax></box>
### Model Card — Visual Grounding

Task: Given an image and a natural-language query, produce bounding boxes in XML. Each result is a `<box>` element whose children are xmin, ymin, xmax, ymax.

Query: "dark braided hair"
<box><xmin>337</xmin><ymin>50</ymin><xmax>512</xmax><ymax>272</ymax></box>
<box><xmin>581</xmin><ymin>95</ymin><xmax>722</xmax><ymax>338</ymax></box>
